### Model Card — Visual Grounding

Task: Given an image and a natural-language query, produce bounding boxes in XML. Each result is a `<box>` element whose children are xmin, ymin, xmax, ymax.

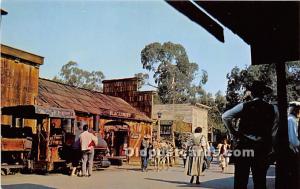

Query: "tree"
<box><xmin>53</xmin><ymin>61</ymin><xmax>105</xmax><ymax>91</ymax></box>
<box><xmin>225</xmin><ymin>61</ymin><xmax>300</xmax><ymax>109</ymax></box>
<box><xmin>141</xmin><ymin>42</ymin><xmax>207</xmax><ymax>104</ymax></box>
<box><xmin>134</xmin><ymin>73</ymin><xmax>149</xmax><ymax>89</ymax></box>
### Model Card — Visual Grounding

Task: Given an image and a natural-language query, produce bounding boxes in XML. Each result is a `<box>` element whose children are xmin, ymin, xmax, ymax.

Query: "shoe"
<box><xmin>189</xmin><ymin>177</ymin><xmax>194</xmax><ymax>184</ymax></box>
<box><xmin>196</xmin><ymin>177</ymin><xmax>200</xmax><ymax>184</ymax></box>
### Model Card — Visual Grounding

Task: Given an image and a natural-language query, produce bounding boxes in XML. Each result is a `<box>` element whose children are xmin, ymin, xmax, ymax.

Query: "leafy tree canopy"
<box><xmin>141</xmin><ymin>42</ymin><xmax>207</xmax><ymax>104</ymax></box>
<box><xmin>134</xmin><ymin>72</ymin><xmax>149</xmax><ymax>89</ymax></box>
<box><xmin>53</xmin><ymin>61</ymin><xmax>105</xmax><ymax>91</ymax></box>
<box><xmin>225</xmin><ymin>61</ymin><xmax>300</xmax><ymax>109</ymax></box>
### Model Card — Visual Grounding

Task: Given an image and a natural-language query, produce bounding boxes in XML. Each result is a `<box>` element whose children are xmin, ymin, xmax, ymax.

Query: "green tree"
<box><xmin>225</xmin><ymin>61</ymin><xmax>300</xmax><ymax>108</ymax></box>
<box><xmin>141</xmin><ymin>42</ymin><xmax>207</xmax><ymax>104</ymax></box>
<box><xmin>134</xmin><ymin>73</ymin><xmax>149</xmax><ymax>89</ymax></box>
<box><xmin>53</xmin><ymin>61</ymin><xmax>105</xmax><ymax>91</ymax></box>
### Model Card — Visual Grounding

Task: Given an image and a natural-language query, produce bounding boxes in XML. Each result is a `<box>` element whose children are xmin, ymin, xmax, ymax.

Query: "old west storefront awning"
<box><xmin>166</xmin><ymin>1</ymin><xmax>299</xmax><ymax>188</ymax></box>
<box><xmin>1</xmin><ymin>105</ymin><xmax>75</xmax><ymax>119</ymax></box>
<box><xmin>37</xmin><ymin>78</ymin><xmax>153</xmax><ymax>161</ymax></box>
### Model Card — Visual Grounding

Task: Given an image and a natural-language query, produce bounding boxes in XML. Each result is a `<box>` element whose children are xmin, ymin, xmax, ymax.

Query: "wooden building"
<box><xmin>38</xmin><ymin>78</ymin><xmax>152</xmax><ymax>162</ymax></box>
<box><xmin>103</xmin><ymin>77</ymin><xmax>154</xmax><ymax>118</ymax></box>
<box><xmin>1</xmin><ymin>44</ymin><xmax>44</xmax><ymax>126</ymax></box>
<box><xmin>1</xmin><ymin>44</ymin><xmax>152</xmax><ymax>163</ymax></box>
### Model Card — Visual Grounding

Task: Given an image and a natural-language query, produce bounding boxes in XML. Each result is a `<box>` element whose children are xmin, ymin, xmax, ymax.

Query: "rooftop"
<box><xmin>1</xmin><ymin>44</ymin><xmax>44</xmax><ymax>65</ymax></box>
<box><xmin>37</xmin><ymin>78</ymin><xmax>152</xmax><ymax>122</ymax></box>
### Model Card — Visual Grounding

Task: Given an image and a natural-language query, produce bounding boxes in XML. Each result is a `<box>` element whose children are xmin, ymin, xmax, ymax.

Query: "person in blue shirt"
<box><xmin>209</xmin><ymin>142</ymin><xmax>215</xmax><ymax>163</ymax></box>
<box><xmin>287</xmin><ymin>101</ymin><xmax>300</xmax><ymax>188</ymax></box>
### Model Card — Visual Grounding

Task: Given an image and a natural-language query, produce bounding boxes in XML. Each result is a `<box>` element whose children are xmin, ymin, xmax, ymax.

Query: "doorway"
<box><xmin>104</xmin><ymin>121</ymin><xmax>129</xmax><ymax>157</ymax></box>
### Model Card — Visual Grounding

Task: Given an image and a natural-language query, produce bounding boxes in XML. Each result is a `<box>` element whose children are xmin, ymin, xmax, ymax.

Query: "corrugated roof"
<box><xmin>37</xmin><ymin>78</ymin><xmax>152</xmax><ymax>122</ymax></box>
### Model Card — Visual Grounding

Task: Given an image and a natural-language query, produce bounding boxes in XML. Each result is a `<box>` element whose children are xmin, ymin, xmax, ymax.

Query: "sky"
<box><xmin>1</xmin><ymin>0</ymin><xmax>251</xmax><ymax>95</ymax></box>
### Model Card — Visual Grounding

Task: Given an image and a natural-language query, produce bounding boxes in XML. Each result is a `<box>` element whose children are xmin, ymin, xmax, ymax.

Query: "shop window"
<box><xmin>161</xmin><ymin>125</ymin><xmax>172</xmax><ymax>135</ymax></box>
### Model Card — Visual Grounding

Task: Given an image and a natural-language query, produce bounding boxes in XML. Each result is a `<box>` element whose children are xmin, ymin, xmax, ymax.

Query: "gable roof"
<box><xmin>37</xmin><ymin>78</ymin><xmax>152</xmax><ymax>122</ymax></box>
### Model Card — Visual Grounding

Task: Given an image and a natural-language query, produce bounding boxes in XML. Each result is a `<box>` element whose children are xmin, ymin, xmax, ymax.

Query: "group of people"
<box><xmin>71</xmin><ymin>123</ymin><xmax>98</xmax><ymax>177</ymax></box>
<box><xmin>68</xmin><ymin>80</ymin><xmax>300</xmax><ymax>188</ymax></box>
<box><xmin>183</xmin><ymin>80</ymin><xmax>299</xmax><ymax>188</ymax></box>
<box><xmin>140</xmin><ymin>135</ymin><xmax>175</xmax><ymax>172</ymax></box>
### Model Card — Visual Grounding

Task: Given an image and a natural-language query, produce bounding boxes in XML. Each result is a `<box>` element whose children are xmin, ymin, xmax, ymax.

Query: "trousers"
<box><xmin>234</xmin><ymin>155</ymin><xmax>269</xmax><ymax>189</ymax></box>
<box><xmin>82</xmin><ymin>149</ymin><xmax>94</xmax><ymax>176</ymax></box>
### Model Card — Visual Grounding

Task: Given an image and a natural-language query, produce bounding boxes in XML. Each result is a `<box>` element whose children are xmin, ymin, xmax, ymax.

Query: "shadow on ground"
<box><xmin>2</xmin><ymin>184</ymin><xmax>56</xmax><ymax>189</ymax></box>
<box><xmin>145</xmin><ymin>177</ymin><xmax>234</xmax><ymax>189</ymax></box>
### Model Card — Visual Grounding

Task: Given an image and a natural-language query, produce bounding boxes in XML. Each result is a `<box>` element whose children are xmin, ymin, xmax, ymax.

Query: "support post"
<box><xmin>275</xmin><ymin>62</ymin><xmax>289</xmax><ymax>189</ymax></box>
<box><xmin>157</xmin><ymin>117</ymin><xmax>161</xmax><ymax>141</ymax></box>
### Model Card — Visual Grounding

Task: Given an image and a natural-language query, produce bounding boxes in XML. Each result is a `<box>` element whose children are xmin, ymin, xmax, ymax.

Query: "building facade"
<box><xmin>152</xmin><ymin>103</ymin><xmax>210</xmax><ymax>139</ymax></box>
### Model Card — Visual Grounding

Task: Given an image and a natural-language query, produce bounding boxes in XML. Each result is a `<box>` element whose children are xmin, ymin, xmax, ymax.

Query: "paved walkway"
<box><xmin>1</xmin><ymin>161</ymin><xmax>275</xmax><ymax>189</ymax></box>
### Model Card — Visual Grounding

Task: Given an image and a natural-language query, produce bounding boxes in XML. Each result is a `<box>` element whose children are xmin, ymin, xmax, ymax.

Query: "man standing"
<box><xmin>79</xmin><ymin>124</ymin><xmax>98</xmax><ymax>177</ymax></box>
<box><xmin>71</xmin><ymin>122</ymin><xmax>84</xmax><ymax>176</ymax></box>
<box><xmin>222</xmin><ymin>81</ymin><xmax>275</xmax><ymax>189</ymax></box>
<box><xmin>140</xmin><ymin>134</ymin><xmax>150</xmax><ymax>172</ymax></box>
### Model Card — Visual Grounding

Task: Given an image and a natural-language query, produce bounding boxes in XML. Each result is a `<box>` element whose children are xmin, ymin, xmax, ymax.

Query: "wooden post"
<box><xmin>93</xmin><ymin>114</ymin><xmax>100</xmax><ymax>133</ymax></box>
<box><xmin>275</xmin><ymin>62</ymin><xmax>289</xmax><ymax>189</ymax></box>
<box><xmin>157</xmin><ymin>117</ymin><xmax>161</xmax><ymax>141</ymax></box>
<box><xmin>36</xmin><ymin>118</ymin><xmax>42</xmax><ymax>161</ymax></box>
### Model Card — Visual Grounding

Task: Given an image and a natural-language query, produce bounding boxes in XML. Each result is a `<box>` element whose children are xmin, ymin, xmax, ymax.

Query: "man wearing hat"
<box><xmin>287</xmin><ymin>101</ymin><xmax>300</xmax><ymax>188</ymax></box>
<box><xmin>140</xmin><ymin>134</ymin><xmax>151</xmax><ymax>172</ymax></box>
<box><xmin>222</xmin><ymin>80</ymin><xmax>275</xmax><ymax>189</ymax></box>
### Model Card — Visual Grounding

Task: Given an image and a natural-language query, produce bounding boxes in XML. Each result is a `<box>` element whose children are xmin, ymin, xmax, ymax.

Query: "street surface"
<box><xmin>2</xmin><ymin>161</ymin><xmax>275</xmax><ymax>189</ymax></box>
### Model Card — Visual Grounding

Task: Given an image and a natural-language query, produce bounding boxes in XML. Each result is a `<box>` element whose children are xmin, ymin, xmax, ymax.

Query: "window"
<box><xmin>161</xmin><ymin>125</ymin><xmax>172</xmax><ymax>135</ymax></box>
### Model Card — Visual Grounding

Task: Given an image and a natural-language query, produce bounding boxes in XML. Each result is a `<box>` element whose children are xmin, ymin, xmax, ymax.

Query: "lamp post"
<box><xmin>157</xmin><ymin>112</ymin><xmax>162</xmax><ymax>141</ymax></box>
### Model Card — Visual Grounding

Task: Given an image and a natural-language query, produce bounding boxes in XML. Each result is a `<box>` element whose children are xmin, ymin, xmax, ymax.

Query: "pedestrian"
<box><xmin>181</xmin><ymin>143</ymin><xmax>188</xmax><ymax>168</ymax></box>
<box><xmin>287</xmin><ymin>101</ymin><xmax>300</xmax><ymax>188</ymax></box>
<box><xmin>70</xmin><ymin>122</ymin><xmax>83</xmax><ymax>176</ymax></box>
<box><xmin>209</xmin><ymin>142</ymin><xmax>215</xmax><ymax>163</ymax></box>
<box><xmin>219</xmin><ymin>139</ymin><xmax>229</xmax><ymax>172</ymax></box>
<box><xmin>79</xmin><ymin>124</ymin><xmax>98</xmax><ymax>177</ymax></box>
<box><xmin>104</xmin><ymin>132</ymin><xmax>112</xmax><ymax>156</ymax></box>
<box><xmin>185</xmin><ymin>127</ymin><xmax>206</xmax><ymax>185</ymax></box>
<box><xmin>140</xmin><ymin>134</ymin><xmax>151</xmax><ymax>172</ymax></box>
<box><xmin>222</xmin><ymin>80</ymin><xmax>275</xmax><ymax>189</ymax></box>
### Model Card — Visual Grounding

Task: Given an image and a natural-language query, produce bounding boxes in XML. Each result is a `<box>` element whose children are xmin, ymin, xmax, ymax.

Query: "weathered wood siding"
<box><xmin>1</xmin><ymin>45</ymin><xmax>44</xmax><ymax>126</ymax></box>
<box><xmin>1</xmin><ymin>56</ymin><xmax>39</xmax><ymax>107</ymax></box>
<box><xmin>103</xmin><ymin>78</ymin><xmax>154</xmax><ymax>118</ymax></box>
<box><xmin>99</xmin><ymin>118</ymin><xmax>152</xmax><ymax>162</ymax></box>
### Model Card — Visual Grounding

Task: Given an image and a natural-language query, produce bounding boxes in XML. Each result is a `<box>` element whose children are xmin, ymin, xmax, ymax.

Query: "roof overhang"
<box><xmin>1</xmin><ymin>9</ymin><xmax>8</xmax><ymax>15</ymax></box>
<box><xmin>1</xmin><ymin>44</ymin><xmax>44</xmax><ymax>65</ymax></box>
<box><xmin>167</xmin><ymin>1</ymin><xmax>300</xmax><ymax>65</ymax></box>
<box><xmin>1</xmin><ymin>105</ymin><xmax>76</xmax><ymax>119</ymax></box>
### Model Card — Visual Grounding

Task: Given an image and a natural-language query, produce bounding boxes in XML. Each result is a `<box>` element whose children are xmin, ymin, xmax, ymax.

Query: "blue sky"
<box><xmin>1</xmin><ymin>0</ymin><xmax>251</xmax><ymax>95</ymax></box>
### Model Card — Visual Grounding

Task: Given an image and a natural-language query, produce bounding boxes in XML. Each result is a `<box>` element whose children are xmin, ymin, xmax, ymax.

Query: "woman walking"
<box><xmin>219</xmin><ymin>139</ymin><xmax>230</xmax><ymax>172</ymax></box>
<box><xmin>185</xmin><ymin>127</ymin><xmax>206</xmax><ymax>184</ymax></box>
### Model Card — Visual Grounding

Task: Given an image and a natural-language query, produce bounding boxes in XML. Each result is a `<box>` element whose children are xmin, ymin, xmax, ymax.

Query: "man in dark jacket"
<box><xmin>140</xmin><ymin>134</ymin><xmax>151</xmax><ymax>172</ymax></box>
<box><xmin>222</xmin><ymin>81</ymin><xmax>275</xmax><ymax>189</ymax></box>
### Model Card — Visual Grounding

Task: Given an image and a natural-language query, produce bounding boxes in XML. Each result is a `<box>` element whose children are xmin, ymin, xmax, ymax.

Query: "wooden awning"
<box><xmin>1</xmin><ymin>105</ymin><xmax>75</xmax><ymax>119</ymax></box>
<box><xmin>167</xmin><ymin>1</ymin><xmax>300</xmax><ymax>65</ymax></box>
